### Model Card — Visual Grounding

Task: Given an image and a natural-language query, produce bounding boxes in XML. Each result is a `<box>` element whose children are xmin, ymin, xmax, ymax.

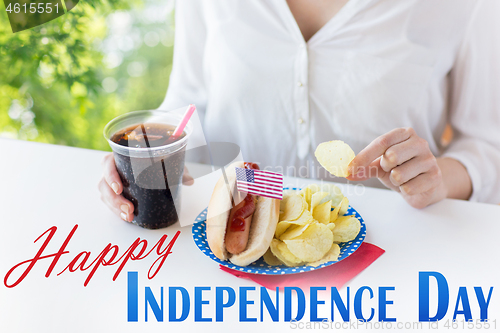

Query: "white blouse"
<box><xmin>161</xmin><ymin>0</ymin><xmax>500</xmax><ymax>204</ymax></box>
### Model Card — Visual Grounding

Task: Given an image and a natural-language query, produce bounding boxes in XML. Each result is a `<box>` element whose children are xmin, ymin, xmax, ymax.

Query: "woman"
<box><xmin>99</xmin><ymin>0</ymin><xmax>500</xmax><ymax>222</ymax></box>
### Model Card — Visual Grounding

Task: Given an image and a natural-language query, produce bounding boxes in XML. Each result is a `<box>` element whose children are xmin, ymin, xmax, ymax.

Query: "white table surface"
<box><xmin>1</xmin><ymin>138</ymin><xmax>499</xmax><ymax>332</ymax></box>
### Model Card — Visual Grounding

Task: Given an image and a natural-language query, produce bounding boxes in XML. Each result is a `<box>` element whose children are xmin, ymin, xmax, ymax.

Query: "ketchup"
<box><xmin>229</xmin><ymin>162</ymin><xmax>259</xmax><ymax>232</ymax></box>
<box><xmin>244</xmin><ymin>162</ymin><xmax>260</xmax><ymax>170</ymax></box>
<box><xmin>229</xmin><ymin>194</ymin><xmax>255</xmax><ymax>232</ymax></box>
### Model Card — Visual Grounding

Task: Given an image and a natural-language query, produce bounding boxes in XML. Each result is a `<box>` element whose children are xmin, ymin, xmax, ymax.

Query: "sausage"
<box><xmin>224</xmin><ymin>162</ymin><xmax>260</xmax><ymax>255</ymax></box>
<box><xmin>224</xmin><ymin>194</ymin><xmax>257</xmax><ymax>254</ymax></box>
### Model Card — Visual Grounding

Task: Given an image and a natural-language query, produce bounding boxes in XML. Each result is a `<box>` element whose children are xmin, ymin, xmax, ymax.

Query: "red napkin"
<box><xmin>219</xmin><ymin>242</ymin><xmax>384</xmax><ymax>290</ymax></box>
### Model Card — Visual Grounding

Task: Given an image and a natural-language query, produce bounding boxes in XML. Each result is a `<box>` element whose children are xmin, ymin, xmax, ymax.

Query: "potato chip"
<box><xmin>283</xmin><ymin>222</ymin><xmax>333</xmax><ymax>262</ymax></box>
<box><xmin>270</xmin><ymin>239</ymin><xmax>303</xmax><ymax>267</ymax></box>
<box><xmin>338</xmin><ymin>197</ymin><xmax>349</xmax><ymax>216</ymax></box>
<box><xmin>263</xmin><ymin>248</ymin><xmax>282</xmax><ymax>266</ymax></box>
<box><xmin>280</xmin><ymin>195</ymin><xmax>306</xmax><ymax>221</ymax></box>
<box><xmin>270</xmin><ymin>182</ymin><xmax>358</xmax><ymax>268</ymax></box>
<box><xmin>320</xmin><ymin>183</ymin><xmax>344</xmax><ymax>207</ymax></box>
<box><xmin>280</xmin><ymin>189</ymin><xmax>297</xmax><ymax>214</ymax></box>
<box><xmin>310</xmin><ymin>192</ymin><xmax>328</xmax><ymax>213</ymax></box>
<box><xmin>307</xmin><ymin>244</ymin><xmax>341</xmax><ymax>267</ymax></box>
<box><xmin>276</xmin><ymin>210</ymin><xmax>315</xmax><ymax>238</ymax></box>
<box><xmin>279</xmin><ymin>223</ymin><xmax>310</xmax><ymax>241</ymax></box>
<box><xmin>298</xmin><ymin>187</ymin><xmax>312</xmax><ymax>210</ymax></box>
<box><xmin>302</xmin><ymin>184</ymin><xmax>321</xmax><ymax>210</ymax></box>
<box><xmin>283</xmin><ymin>207</ymin><xmax>314</xmax><ymax>225</ymax></box>
<box><xmin>304</xmin><ymin>184</ymin><xmax>321</xmax><ymax>193</ymax></box>
<box><xmin>331</xmin><ymin>215</ymin><xmax>361</xmax><ymax>243</ymax></box>
<box><xmin>313</xmin><ymin>200</ymin><xmax>332</xmax><ymax>224</ymax></box>
<box><xmin>315</xmin><ymin>140</ymin><xmax>355</xmax><ymax>177</ymax></box>
<box><xmin>275</xmin><ymin>221</ymin><xmax>292</xmax><ymax>238</ymax></box>
<box><xmin>277</xmin><ymin>242</ymin><xmax>304</xmax><ymax>266</ymax></box>
<box><xmin>293</xmin><ymin>208</ymin><xmax>315</xmax><ymax>224</ymax></box>
<box><xmin>330</xmin><ymin>204</ymin><xmax>341</xmax><ymax>223</ymax></box>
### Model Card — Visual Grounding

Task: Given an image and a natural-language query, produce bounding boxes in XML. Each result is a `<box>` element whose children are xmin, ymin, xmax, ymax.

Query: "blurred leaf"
<box><xmin>0</xmin><ymin>0</ymin><xmax>173</xmax><ymax>151</ymax></box>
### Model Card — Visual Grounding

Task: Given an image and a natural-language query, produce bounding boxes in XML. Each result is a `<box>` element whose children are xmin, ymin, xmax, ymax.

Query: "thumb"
<box><xmin>347</xmin><ymin>156</ymin><xmax>400</xmax><ymax>192</ymax></box>
<box><xmin>347</xmin><ymin>156</ymin><xmax>387</xmax><ymax>181</ymax></box>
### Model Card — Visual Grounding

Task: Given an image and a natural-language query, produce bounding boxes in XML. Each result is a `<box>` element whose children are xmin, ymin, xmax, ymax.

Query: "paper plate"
<box><xmin>192</xmin><ymin>189</ymin><xmax>366</xmax><ymax>275</ymax></box>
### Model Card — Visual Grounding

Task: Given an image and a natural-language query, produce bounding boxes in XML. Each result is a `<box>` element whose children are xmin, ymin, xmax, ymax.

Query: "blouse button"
<box><xmin>298</xmin><ymin>118</ymin><xmax>305</xmax><ymax>124</ymax></box>
<box><xmin>297</xmin><ymin>81</ymin><xmax>303</xmax><ymax>87</ymax></box>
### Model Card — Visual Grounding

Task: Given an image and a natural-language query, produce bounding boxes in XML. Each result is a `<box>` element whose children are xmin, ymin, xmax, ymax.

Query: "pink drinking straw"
<box><xmin>166</xmin><ymin>104</ymin><xmax>196</xmax><ymax>144</ymax></box>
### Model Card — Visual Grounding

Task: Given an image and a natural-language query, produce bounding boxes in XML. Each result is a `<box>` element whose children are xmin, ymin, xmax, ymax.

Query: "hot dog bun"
<box><xmin>206</xmin><ymin>162</ymin><xmax>280</xmax><ymax>266</ymax></box>
<box><xmin>229</xmin><ymin>195</ymin><xmax>279</xmax><ymax>266</ymax></box>
<box><xmin>206</xmin><ymin>161</ymin><xmax>244</xmax><ymax>261</ymax></box>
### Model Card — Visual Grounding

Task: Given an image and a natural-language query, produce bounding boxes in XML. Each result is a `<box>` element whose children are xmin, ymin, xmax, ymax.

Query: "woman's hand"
<box><xmin>98</xmin><ymin>153</ymin><xmax>194</xmax><ymax>222</ymax></box>
<box><xmin>347</xmin><ymin>127</ymin><xmax>471</xmax><ymax>209</ymax></box>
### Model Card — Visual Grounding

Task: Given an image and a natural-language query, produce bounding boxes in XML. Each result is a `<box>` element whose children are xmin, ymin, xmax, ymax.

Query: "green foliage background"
<box><xmin>0</xmin><ymin>0</ymin><xmax>175</xmax><ymax>151</ymax></box>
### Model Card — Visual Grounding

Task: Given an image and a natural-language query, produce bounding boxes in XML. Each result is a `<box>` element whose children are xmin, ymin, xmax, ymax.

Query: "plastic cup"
<box><xmin>103</xmin><ymin>110</ymin><xmax>192</xmax><ymax>229</ymax></box>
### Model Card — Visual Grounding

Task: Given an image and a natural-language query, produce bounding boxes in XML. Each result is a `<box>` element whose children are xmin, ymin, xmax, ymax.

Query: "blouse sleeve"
<box><xmin>443</xmin><ymin>0</ymin><xmax>500</xmax><ymax>204</ymax></box>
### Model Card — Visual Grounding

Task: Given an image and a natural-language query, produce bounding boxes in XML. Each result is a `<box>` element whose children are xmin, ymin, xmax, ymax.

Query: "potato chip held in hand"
<box><xmin>315</xmin><ymin>140</ymin><xmax>356</xmax><ymax>177</ymax></box>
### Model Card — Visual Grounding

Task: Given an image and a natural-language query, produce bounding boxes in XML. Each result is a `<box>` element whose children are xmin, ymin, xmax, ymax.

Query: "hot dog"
<box><xmin>224</xmin><ymin>162</ymin><xmax>259</xmax><ymax>254</ymax></box>
<box><xmin>206</xmin><ymin>161</ymin><xmax>280</xmax><ymax>266</ymax></box>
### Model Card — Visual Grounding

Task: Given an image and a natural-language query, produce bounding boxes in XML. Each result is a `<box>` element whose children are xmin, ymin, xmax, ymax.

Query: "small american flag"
<box><xmin>235</xmin><ymin>167</ymin><xmax>283</xmax><ymax>200</ymax></box>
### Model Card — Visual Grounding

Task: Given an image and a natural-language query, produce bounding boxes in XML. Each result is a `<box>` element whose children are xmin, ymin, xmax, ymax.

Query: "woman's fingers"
<box><xmin>98</xmin><ymin>153</ymin><xmax>134</xmax><ymax>222</ymax></box>
<box><xmin>99</xmin><ymin>153</ymin><xmax>192</xmax><ymax>222</ymax></box>
<box><xmin>101</xmin><ymin>153</ymin><xmax>122</xmax><ymax>195</ymax></box>
<box><xmin>346</xmin><ymin>127</ymin><xmax>447</xmax><ymax>209</ymax></box>
<box><xmin>388</xmin><ymin>153</ymin><xmax>436</xmax><ymax>187</ymax></box>
<box><xmin>379</xmin><ymin>135</ymin><xmax>427</xmax><ymax>172</ymax></box>
<box><xmin>400</xmin><ymin>172</ymin><xmax>444</xmax><ymax>210</ymax></box>
<box><xmin>349</xmin><ymin>127</ymin><xmax>414</xmax><ymax>175</ymax></box>
<box><xmin>98</xmin><ymin>178</ymin><xmax>134</xmax><ymax>222</ymax></box>
<box><xmin>347</xmin><ymin>157</ymin><xmax>401</xmax><ymax>191</ymax></box>
<box><xmin>347</xmin><ymin>156</ymin><xmax>384</xmax><ymax>180</ymax></box>
<box><xmin>399</xmin><ymin>164</ymin><xmax>442</xmax><ymax>196</ymax></box>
